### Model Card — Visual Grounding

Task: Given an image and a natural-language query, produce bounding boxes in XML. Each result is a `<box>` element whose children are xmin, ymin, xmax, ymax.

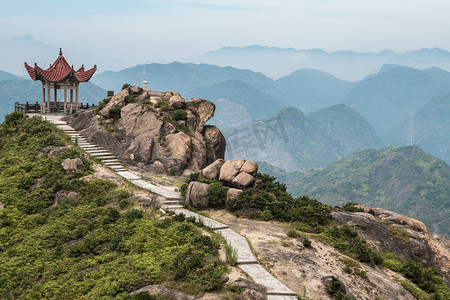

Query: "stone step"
<box><xmin>109</xmin><ymin>165</ymin><xmax>125</xmax><ymax>169</ymax></box>
<box><xmin>239</xmin><ymin>264</ymin><xmax>297</xmax><ymax>297</ymax></box>
<box><xmin>114</xmin><ymin>168</ymin><xmax>128</xmax><ymax>172</ymax></box>
<box><xmin>162</xmin><ymin>205</ymin><xmax>184</xmax><ymax>211</ymax></box>
<box><xmin>116</xmin><ymin>171</ymin><xmax>140</xmax><ymax>180</ymax></box>
<box><xmin>85</xmin><ymin>149</ymin><xmax>110</xmax><ymax>154</ymax></box>
<box><xmin>164</xmin><ymin>200</ymin><xmax>181</xmax><ymax>205</ymax></box>
<box><xmin>95</xmin><ymin>155</ymin><xmax>117</xmax><ymax>160</ymax></box>
<box><xmin>174</xmin><ymin>209</ymin><xmax>229</xmax><ymax>230</ymax></box>
<box><xmin>90</xmin><ymin>152</ymin><xmax>113</xmax><ymax>157</ymax></box>
<box><xmin>104</xmin><ymin>161</ymin><xmax>120</xmax><ymax>165</ymax></box>
<box><xmin>102</xmin><ymin>159</ymin><xmax>120</xmax><ymax>163</ymax></box>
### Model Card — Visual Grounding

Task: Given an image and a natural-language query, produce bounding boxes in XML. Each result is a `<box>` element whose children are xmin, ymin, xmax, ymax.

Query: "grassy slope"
<box><xmin>0</xmin><ymin>113</ymin><xmax>224</xmax><ymax>299</ymax></box>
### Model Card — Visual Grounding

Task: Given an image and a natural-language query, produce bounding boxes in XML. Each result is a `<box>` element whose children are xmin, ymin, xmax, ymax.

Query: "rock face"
<box><xmin>69</xmin><ymin>86</ymin><xmax>226</xmax><ymax>175</ymax></box>
<box><xmin>331</xmin><ymin>206</ymin><xmax>450</xmax><ymax>285</ymax></box>
<box><xmin>185</xmin><ymin>181</ymin><xmax>210</xmax><ymax>208</ymax></box>
<box><xmin>61</xmin><ymin>158</ymin><xmax>85</xmax><ymax>175</ymax></box>
<box><xmin>219</xmin><ymin>159</ymin><xmax>258</xmax><ymax>189</ymax></box>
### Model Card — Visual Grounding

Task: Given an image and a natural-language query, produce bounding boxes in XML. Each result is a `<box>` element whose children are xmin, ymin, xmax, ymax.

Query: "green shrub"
<box><xmin>122</xmin><ymin>83</ymin><xmax>131</xmax><ymax>90</ymax></box>
<box><xmin>154</xmin><ymin>99</ymin><xmax>170</xmax><ymax>111</ymax></box>
<box><xmin>108</xmin><ymin>107</ymin><xmax>121</xmax><ymax>120</ymax></box>
<box><xmin>95</xmin><ymin>97</ymin><xmax>111</xmax><ymax>113</ymax></box>
<box><xmin>208</xmin><ymin>181</ymin><xmax>226</xmax><ymax>207</ymax></box>
<box><xmin>170</xmin><ymin>109</ymin><xmax>187</xmax><ymax>121</ymax></box>
<box><xmin>124</xmin><ymin>209</ymin><xmax>144</xmax><ymax>223</ymax></box>
<box><xmin>327</xmin><ymin>276</ymin><xmax>353</xmax><ymax>300</ymax></box>
<box><xmin>343</xmin><ymin>202</ymin><xmax>365</xmax><ymax>212</ymax></box>
<box><xmin>303</xmin><ymin>237</ymin><xmax>312</xmax><ymax>247</ymax></box>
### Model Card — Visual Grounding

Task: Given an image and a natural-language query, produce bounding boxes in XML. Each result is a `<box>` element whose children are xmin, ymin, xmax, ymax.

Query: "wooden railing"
<box><xmin>14</xmin><ymin>102</ymin><xmax>96</xmax><ymax>114</ymax></box>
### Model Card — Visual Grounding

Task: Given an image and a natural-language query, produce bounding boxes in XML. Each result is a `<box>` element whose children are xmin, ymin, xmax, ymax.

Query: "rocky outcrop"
<box><xmin>331</xmin><ymin>206</ymin><xmax>450</xmax><ymax>285</ymax></box>
<box><xmin>61</xmin><ymin>158</ymin><xmax>85</xmax><ymax>175</ymax></box>
<box><xmin>219</xmin><ymin>159</ymin><xmax>258</xmax><ymax>189</ymax></box>
<box><xmin>69</xmin><ymin>86</ymin><xmax>226</xmax><ymax>175</ymax></box>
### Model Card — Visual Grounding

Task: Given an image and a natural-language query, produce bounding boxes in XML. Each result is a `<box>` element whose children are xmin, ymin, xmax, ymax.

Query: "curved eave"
<box><xmin>75</xmin><ymin>65</ymin><xmax>97</xmax><ymax>82</ymax></box>
<box><xmin>24</xmin><ymin>62</ymin><xmax>37</xmax><ymax>80</ymax></box>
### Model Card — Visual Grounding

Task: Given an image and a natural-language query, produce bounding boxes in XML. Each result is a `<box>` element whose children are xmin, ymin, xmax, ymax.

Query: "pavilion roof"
<box><xmin>24</xmin><ymin>49</ymin><xmax>96</xmax><ymax>83</ymax></box>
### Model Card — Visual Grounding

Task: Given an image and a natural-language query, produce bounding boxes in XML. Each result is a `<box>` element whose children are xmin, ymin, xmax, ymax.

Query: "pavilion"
<box><xmin>24</xmin><ymin>49</ymin><xmax>96</xmax><ymax>114</ymax></box>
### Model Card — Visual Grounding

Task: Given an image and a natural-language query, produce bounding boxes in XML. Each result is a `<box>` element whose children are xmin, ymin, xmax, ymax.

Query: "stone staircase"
<box><xmin>45</xmin><ymin>114</ymin><xmax>298</xmax><ymax>300</ymax></box>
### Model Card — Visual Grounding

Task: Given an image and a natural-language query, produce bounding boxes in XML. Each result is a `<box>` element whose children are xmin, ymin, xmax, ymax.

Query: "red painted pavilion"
<box><xmin>24</xmin><ymin>49</ymin><xmax>96</xmax><ymax>114</ymax></box>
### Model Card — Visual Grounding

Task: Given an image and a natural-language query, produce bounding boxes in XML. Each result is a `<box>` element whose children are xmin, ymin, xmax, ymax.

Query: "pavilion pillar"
<box><xmin>54</xmin><ymin>84</ymin><xmax>58</xmax><ymax>112</ymax></box>
<box><xmin>75</xmin><ymin>84</ymin><xmax>79</xmax><ymax>112</ymax></box>
<box><xmin>41</xmin><ymin>84</ymin><xmax>45</xmax><ymax>114</ymax></box>
<box><xmin>47</xmin><ymin>83</ymin><xmax>51</xmax><ymax>114</ymax></box>
<box><xmin>64</xmin><ymin>83</ymin><xmax>67</xmax><ymax>113</ymax></box>
<box><xmin>70</xmin><ymin>89</ymin><xmax>74</xmax><ymax>114</ymax></box>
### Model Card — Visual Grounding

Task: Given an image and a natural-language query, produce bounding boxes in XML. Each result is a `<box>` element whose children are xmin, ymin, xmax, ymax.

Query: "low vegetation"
<box><xmin>0</xmin><ymin>113</ymin><xmax>226</xmax><ymax>298</ymax></box>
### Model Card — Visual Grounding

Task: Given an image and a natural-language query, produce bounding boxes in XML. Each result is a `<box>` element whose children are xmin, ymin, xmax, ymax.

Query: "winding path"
<box><xmin>42</xmin><ymin>114</ymin><xmax>298</xmax><ymax>300</ymax></box>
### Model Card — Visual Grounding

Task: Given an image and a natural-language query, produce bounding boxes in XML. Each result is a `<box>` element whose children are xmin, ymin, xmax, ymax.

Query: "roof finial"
<box><xmin>59</xmin><ymin>48</ymin><xmax>63</xmax><ymax>56</ymax></box>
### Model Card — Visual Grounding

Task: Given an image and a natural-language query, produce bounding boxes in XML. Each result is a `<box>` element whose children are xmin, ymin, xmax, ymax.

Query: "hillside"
<box><xmin>342</xmin><ymin>65</ymin><xmax>450</xmax><ymax>138</ymax></box>
<box><xmin>0</xmin><ymin>70</ymin><xmax>21</xmax><ymax>82</ymax></box>
<box><xmin>308</xmin><ymin>104</ymin><xmax>383</xmax><ymax>153</ymax></box>
<box><xmin>286</xmin><ymin>146</ymin><xmax>450</xmax><ymax>236</ymax></box>
<box><xmin>274</xmin><ymin>69</ymin><xmax>354</xmax><ymax>113</ymax></box>
<box><xmin>223</xmin><ymin>105</ymin><xmax>382</xmax><ymax>171</ymax></box>
<box><xmin>385</xmin><ymin>93</ymin><xmax>450</xmax><ymax>164</ymax></box>
<box><xmin>0</xmin><ymin>79</ymin><xmax>106</xmax><ymax>121</ymax></box>
<box><xmin>0</xmin><ymin>114</ymin><xmax>228</xmax><ymax>298</ymax></box>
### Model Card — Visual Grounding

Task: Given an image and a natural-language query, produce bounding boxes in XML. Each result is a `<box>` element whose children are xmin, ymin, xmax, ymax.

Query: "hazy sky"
<box><xmin>1</xmin><ymin>0</ymin><xmax>450</xmax><ymax>62</ymax></box>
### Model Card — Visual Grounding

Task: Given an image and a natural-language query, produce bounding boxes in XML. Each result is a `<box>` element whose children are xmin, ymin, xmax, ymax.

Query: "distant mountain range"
<box><xmin>184</xmin><ymin>45</ymin><xmax>450</xmax><ymax>81</ymax></box>
<box><xmin>222</xmin><ymin>105</ymin><xmax>383</xmax><ymax>171</ymax></box>
<box><xmin>260</xmin><ymin>146</ymin><xmax>450</xmax><ymax>236</ymax></box>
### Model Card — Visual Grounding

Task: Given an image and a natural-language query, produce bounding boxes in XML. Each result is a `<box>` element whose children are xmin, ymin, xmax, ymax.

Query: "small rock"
<box><xmin>0</xmin><ymin>202</ymin><xmax>4</xmax><ymax>209</ymax></box>
<box><xmin>226</xmin><ymin>188</ymin><xmax>243</xmax><ymax>200</ymax></box>
<box><xmin>185</xmin><ymin>181</ymin><xmax>210</xmax><ymax>208</ymax></box>
<box><xmin>241</xmin><ymin>160</ymin><xmax>258</xmax><ymax>176</ymax></box>
<box><xmin>129</xmin><ymin>85</ymin><xmax>142</xmax><ymax>94</ymax></box>
<box><xmin>131</xmin><ymin>285</ymin><xmax>195</xmax><ymax>300</ymax></box>
<box><xmin>232</xmin><ymin>172</ymin><xmax>255</xmax><ymax>189</ymax></box>
<box><xmin>61</xmin><ymin>158</ymin><xmax>85</xmax><ymax>175</ymax></box>
<box><xmin>252</xmin><ymin>178</ymin><xmax>263</xmax><ymax>190</ymax></box>
<box><xmin>28</xmin><ymin>177</ymin><xmax>44</xmax><ymax>192</ymax></box>
<box><xmin>202</xmin><ymin>159</ymin><xmax>225</xmax><ymax>180</ymax></box>
<box><xmin>169</xmin><ymin>95</ymin><xmax>185</xmax><ymax>109</ymax></box>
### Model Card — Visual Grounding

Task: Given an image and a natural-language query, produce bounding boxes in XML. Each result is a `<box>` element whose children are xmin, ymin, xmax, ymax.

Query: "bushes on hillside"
<box><xmin>226</xmin><ymin>173</ymin><xmax>331</xmax><ymax>232</ymax></box>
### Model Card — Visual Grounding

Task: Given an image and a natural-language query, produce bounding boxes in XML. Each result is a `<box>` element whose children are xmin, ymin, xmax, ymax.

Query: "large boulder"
<box><xmin>166</xmin><ymin>132</ymin><xmax>192</xmax><ymax>172</ymax></box>
<box><xmin>185</xmin><ymin>181</ymin><xmax>210</xmax><ymax>208</ymax></box>
<box><xmin>61</xmin><ymin>158</ymin><xmax>85</xmax><ymax>175</ymax></box>
<box><xmin>219</xmin><ymin>159</ymin><xmax>258</xmax><ymax>189</ymax></box>
<box><xmin>202</xmin><ymin>159</ymin><xmax>225</xmax><ymax>180</ymax></box>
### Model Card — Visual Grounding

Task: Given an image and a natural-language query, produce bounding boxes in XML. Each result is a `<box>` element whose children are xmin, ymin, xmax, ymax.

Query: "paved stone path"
<box><xmin>43</xmin><ymin>114</ymin><xmax>297</xmax><ymax>299</ymax></box>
